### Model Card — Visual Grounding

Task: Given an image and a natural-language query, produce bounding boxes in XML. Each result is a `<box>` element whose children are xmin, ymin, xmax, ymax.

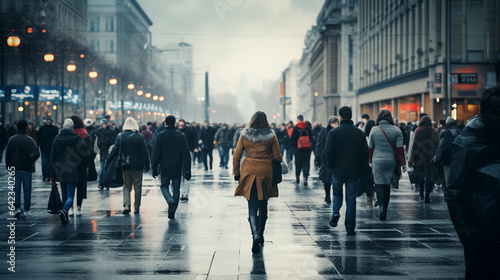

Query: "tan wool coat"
<box><xmin>233</xmin><ymin>128</ymin><xmax>282</xmax><ymax>201</ymax></box>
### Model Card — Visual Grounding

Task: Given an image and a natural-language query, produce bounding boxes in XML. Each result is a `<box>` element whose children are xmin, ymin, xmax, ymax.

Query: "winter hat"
<box><xmin>101</xmin><ymin>119</ymin><xmax>108</xmax><ymax>125</ymax></box>
<box><xmin>445</xmin><ymin>117</ymin><xmax>456</xmax><ymax>125</ymax></box>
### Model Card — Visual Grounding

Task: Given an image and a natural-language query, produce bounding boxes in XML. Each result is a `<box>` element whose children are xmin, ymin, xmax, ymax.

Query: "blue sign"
<box><xmin>9</xmin><ymin>85</ymin><xmax>35</xmax><ymax>101</ymax></box>
<box><xmin>0</xmin><ymin>86</ymin><xmax>5</xmax><ymax>101</ymax></box>
<box><xmin>38</xmin><ymin>86</ymin><xmax>62</xmax><ymax>102</ymax></box>
<box><xmin>64</xmin><ymin>89</ymin><xmax>80</xmax><ymax>105</ymax></box>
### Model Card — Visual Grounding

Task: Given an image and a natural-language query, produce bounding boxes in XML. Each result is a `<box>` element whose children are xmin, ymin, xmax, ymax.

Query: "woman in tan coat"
<box><xmin>233</xmin><ymin>111</ymin><xmax>282</xmax><ymax>254</ymax></box>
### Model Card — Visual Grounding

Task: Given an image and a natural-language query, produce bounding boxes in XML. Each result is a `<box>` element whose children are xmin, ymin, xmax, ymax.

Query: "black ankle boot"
<box><xmin>296</xmin><ymin>177</ymin><xmax>300</xmax><ymax>184</ymax></box>
<box><xmin>379</xmin><ymin>206</ymin><xmax>386</xmax><ymax>220</ymax></box>
<box><xmin>303</xmin><ymin>177</ymin><xmax>308</xmax><ymax>186</ymax></box>
<box><xmin>324</xmin><ymin>184</ymin><xmax>331</xmax><ymax>204</ymax></box>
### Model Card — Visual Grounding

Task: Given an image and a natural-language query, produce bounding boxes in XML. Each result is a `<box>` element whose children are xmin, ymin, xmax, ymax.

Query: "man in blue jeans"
<box><xmin>325</xmin><ymin>106</ymin><xmax>369</xmax><ymax>235</ymax></box>
<box><xmin>5</xmin><ymin>120</ymin><xmax>40</xmax><ymax>218</ymax></box>
<box><xmin>152</xmin><ymin>115</ymin><xmax>191</xmax><ymax>219</ymax></box>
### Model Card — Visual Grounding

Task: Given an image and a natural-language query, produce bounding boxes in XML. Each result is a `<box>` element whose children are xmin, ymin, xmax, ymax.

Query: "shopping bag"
<box><xmin>47</xmin><ymin>182</ymin><xmax>63</xmax><ymax>214</ymax></box>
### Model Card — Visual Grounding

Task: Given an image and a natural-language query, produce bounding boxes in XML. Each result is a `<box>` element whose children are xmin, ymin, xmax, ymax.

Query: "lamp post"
<box><xmin>313</xmin><ymin>91</ymin><xmax>318</xmax><ymax>123</ymax></box>
<box><xmin>1</xmin><ymin>32</ymin><xmax>21</xmax><ymax>123</ymax></box>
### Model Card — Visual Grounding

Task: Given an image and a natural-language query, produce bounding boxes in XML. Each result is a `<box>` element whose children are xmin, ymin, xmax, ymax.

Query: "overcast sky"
<box><xmin>137</xmin><ymin>0</ymin><xmax>325</xmax><ymax>96</ymax></box>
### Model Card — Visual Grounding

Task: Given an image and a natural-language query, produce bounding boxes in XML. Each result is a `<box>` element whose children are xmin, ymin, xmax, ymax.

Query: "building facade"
<box><xmin>358</xmin><ymin>0</ymin><xmax>499</xmax><ymax>123</ymax></box>
<box><xmin>297</xmin><ymin>27</ymin><xmax>318</xmax><ymax>122</ymax></box>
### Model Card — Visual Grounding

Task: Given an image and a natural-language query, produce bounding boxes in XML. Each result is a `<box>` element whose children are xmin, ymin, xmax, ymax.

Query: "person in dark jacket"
<box><xmin>50</xmin><ymin>119</ymin><xmax>90</xmax><ymax>225</ymax></box>
<box><xmin>152</xmin><ymin>115</ymin><xmax>191</xmax><ymax>219</ymax></box>
<box><xmin>312</xmin><ymin>122</ymin><xmax>322</xmax><ymax>166</ymax></box>
<box><xmin>325</xmin><ymin>107</ymin><xmax>369</xmax><ymax>236</ymax></box>
<box><xmin>7</xmin><ymin>123</ymin><xmax>17</xmax><ymax>139</ymax></box>
<box><xmin>409</xmin><ymin>116</ymin><xmax>439</xmax><ymax>203</ymax></box>
<box><xmin>198</xmin><ymin>120</ymin><xmax>216</xmax><ymax>171</ymax></box>
<box><xmin>179</xmin><ymin>119</ymin><xmax>197</xmax><ymax>201</ymax></box>
<box><xmin>141</xmin><ymin>124</ymin><xmax>153</xmax><ymax>156</ymax></box>
<box><xmin>214</xmin><ymin>123</ymin><xmax>232</xmax><ymax>169</ymax></box>
<box><xmin>290</xmin><ymin>115</ymin><xmax>313</xmax><ymax>185</ymax></box>
<box><xmin>444</xmin><ymin>87</ymin><xmax>500</xmax><ymax>279</ymax></box>
<box><xmin>69</xmin><ymin>115</ymin><xmax>95</xmax><ymax>216</ymax></box>
<box><xmin>93</xmin><ymin>119</ymin><xmax>117</xmax><ymax>189</ymax></box>
<box><xmin>106</xmin><ymin>117</ymin><xmax>150</xmax><ymax>214</ymax></box>
<box><xmin>37</xmin><ymin>118</ymin><xmax>59</xmax><ymax>182</ymax></box>
<box><xmin>191</xmin><ymin>122</ymin><xmax>202</xmax><ymax>164</ymax></box>
<box><xmin>433</xmin><ymin>117</ymin><xmax>460</xmax><ymax>186</ymax></box>
<box><xmin>0</xmin><ymin>122</ymin><xmax>8</xmax><ymax>162</ymax></box>
<box><xmin>315</xmin><ymin>116</ymin><xmax>339</xmax><ymax>204</ymax></box>
<box><xmin>5</xmin><ymin>120</ymin><xmax>40</xmax><ymax>218</ymax></box>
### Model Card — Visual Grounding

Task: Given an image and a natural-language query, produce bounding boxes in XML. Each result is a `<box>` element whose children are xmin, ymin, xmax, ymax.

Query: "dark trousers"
<box><xmin>375</xmin><ymin>184</ymin><xmax>391</xmax><ymax>214</ymax></box>
<box><xmin>202</xmin><ymin>148</ymin><xmax>213</xmax><ymax>170</ymax></box>
<box><xmin>41</xmin><ymin>152</ymin><xmax>51</xmax><ymax>180</ymax></box>
<box><xmin>0</xmin><ymin>147</ymin><xmax>3</xmax><ymax>162</ymax></box>
<box><xmin>464</xmin><ymin>236</ymin><xmax>500</xmax><ymax>279</ymax></box>
<box><xmin>248</xmin><ymin>183</ymin><xmax>268</xmax><ymax>220</ymax></box>
<box><xmin>294</xmin><ymin>149</ymin><xmax>311</xmax><ymax>178</ymax></box>
<box><xmin>418</xmin><ymin>180</ymin><xmax>433</xmax><ymax>199</ymax></box>
<box><xmin>76</xmin><ymin>181</ymin><xmax>86</xmax><ymax>207</ymax></box>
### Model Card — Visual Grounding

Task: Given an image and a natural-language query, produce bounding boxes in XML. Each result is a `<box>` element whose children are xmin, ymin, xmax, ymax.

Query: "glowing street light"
<box><xmin>127</xmin><ymin>83</ymin><xmax>135</xmax><ymax>90</ymax></box>
<box><xmin>145</xmin><ymin>92</ymin><xmax>151</xmax><ymax>98</ymax></box>
<box><xmin>136</xmin><ymin>90</ymin><xmax>144</xmax><ymax>96</ymax></box>
<box><xmin>159</xmin><ymin>96</ymin><xmax>165</xmax><ymax>101</ymax></box>
<box><xmin>153</xmin><ymin>95</ymin><xmax>158</xmax><ymax>101</ymax></box>
<box><xmin>66</xmin><ymin>61</ymin><xmax>76</xmax><ymax>72</ymax></box>
<box><xmin>44</xmin><ymin>53</ymin><xmax>54</xmax><ymax>62</ymax></box>
<box><xmin>7</xmin><ymin>36</ymin><xmax>20</xmax><ymax>47</ymax></box>
<box><xmin>109</xmin><ymin>78</ymin><xmax>117</xmax><ymax>85</ymax></box>
<box><xmin>89</xmin><ymin>70</ymin><xmax>98</xmax><ymax>79</ymax></box>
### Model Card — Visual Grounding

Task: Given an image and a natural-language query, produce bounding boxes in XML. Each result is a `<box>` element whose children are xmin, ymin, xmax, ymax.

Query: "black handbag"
<box><xmin>101</xmin><ymin>134</ymin><xmax>124</xmax><ymax>188</ymax></box>
<box><xmin>47</xmin><ymin>182</ymin><xmax>63</xmax><ymax>214</ymax></box>
<box><xmin>87</xmin><ymin>157</ymin><xmax>98</xmax><ymax>182</ymax></box>
<box><xmin>271</xmin><ymin>154</ymin><xmax>282</xmax><ymax>184</ymax></box>
<box><xmin>357</xmin><ymin>164</ymin><xmax>374</xmax><ymax>197</ymax></box>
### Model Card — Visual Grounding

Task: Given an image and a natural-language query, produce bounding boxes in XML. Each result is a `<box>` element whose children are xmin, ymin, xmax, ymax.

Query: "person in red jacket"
<box><xmin>290</xmin><ymin>115</ymin><xmax>313</xmax><ymax>185</ymax></box>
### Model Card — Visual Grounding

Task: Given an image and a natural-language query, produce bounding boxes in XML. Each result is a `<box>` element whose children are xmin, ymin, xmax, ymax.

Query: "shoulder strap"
<box><xmin>378</xmin><ymin>126</ymin><xmax>397</xmax><ymax>154</ymax></box>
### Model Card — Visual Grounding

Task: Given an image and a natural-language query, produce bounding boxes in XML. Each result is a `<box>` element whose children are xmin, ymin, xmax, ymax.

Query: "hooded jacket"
<box><xmin>107</xmin><ymin>130</ymin><xmax>150</xmax><ymax>172</ymax></box>
<box><xmin>37</xmin><ymin>123</ymin><xmax>59</xmax><ymax>154</ymax></box>
<box><xmin>409</xmin><ymin>117</ymin><xmax>439</xmax><ymax>178</ymax></box>
<box><xmin>444</xmin><ymin>116</ymin><xmax>500</xmax><ymax>240</ymax></box>
<box><xmin>50</xmin><ymin>129</ymin><xmax>91</xmax><ymax>183</ymax></box>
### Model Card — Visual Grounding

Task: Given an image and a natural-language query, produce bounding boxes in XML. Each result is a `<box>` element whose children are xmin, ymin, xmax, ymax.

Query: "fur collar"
<box><xmin>241</xmin><ymin>128</ymin><xmax>275</xmax><ymax>143</ymax></box>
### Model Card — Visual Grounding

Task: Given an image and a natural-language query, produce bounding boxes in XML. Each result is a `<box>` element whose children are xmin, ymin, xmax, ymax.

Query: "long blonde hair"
<box><xmin>122</xmin><ymin>117</ymin><xmax>139</xmax><ymax>131</ymax></box>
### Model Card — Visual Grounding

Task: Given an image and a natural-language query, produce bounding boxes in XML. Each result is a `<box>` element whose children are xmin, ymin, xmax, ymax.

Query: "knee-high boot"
<box><xmin>248</xmin><ymin>215</ymin><xmax>261</xmax><ymax>254</ymax></box>
<box><xmin>375</xmin><ymin>185</ymin><xmax>387</xmax><ymax>220</ymax></box>
<box><xmin>258</xmin><ymin>201</ymin><xmax>268</xmax><ymax>245</ymax></box>
<box><xmin>324</xmin><ymin>183</ymin><xmax>331</xmax><ymax>204</ymax></box>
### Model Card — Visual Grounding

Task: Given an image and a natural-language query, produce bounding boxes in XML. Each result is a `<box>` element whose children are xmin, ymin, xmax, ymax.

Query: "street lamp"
<box><xmin>153</xmin><ymin>95</ymin><xmax>158</xmax><ymax>101</ymax></box>
<box><xmin>127</xmin><ymin>83</ymin><xmax>135</xmax><ymax>90</ymax></box>
<box><xmin>145</xmin><ymin>92</ymin><xmax>151</xmax><ymax>98</ymax></box>
<box><xmin>6</xmin><ymin>36</ymin><xmax>20</xmax><ymax>47</ymax></box>
<box><xmin>44</xmin><ymin>53</ymin><xmax>54</xmax><ymax>62</ymax></box>
<box><xmin>66</xmin><ymin>61</ymin><xmax>76</xmax><ymax>72</ymax></box>
<box><xmin>159</xmin><ymin>96</ymin><xmax>165</xmax><ymax>101</ymax></box>
<box><xmin>109</xmin><ymin>77</ymin><xmax>117</xmax><ymax>85</ymax></box>
<box><xmin>136</xmin><ymin>90</ymin><xmax>144</xmax><ymax>96</ymax></box>
<box><xmin>88</xmin><ymin>69</ymin><xmax>98</xmax><ymax>79</ymax></box>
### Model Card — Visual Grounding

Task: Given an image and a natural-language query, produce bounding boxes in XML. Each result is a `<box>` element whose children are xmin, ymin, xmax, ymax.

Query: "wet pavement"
<box><xmin>0</xmin><ymin>155</ymin><xmax>465</xmax><ymax>279</ymax></box>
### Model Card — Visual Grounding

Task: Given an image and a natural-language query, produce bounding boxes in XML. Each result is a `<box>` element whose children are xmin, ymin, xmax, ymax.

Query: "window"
<box><xmin>105</xmin><ymin>40</ymin><xmax>114</xmax><ymax>53</ymax></box>
<box><xmin>105</xmin><ymin>16</ymin><xmax>114</xmax><ymax>32</ymax></box>
<box><xmin>90</xmin><ymin>40</ymin><xmax>100</xmax><ymax>52</ymax></box>
<box><xmin>90</xmin><ymin>16</ymin><xmax>100</xmax><ymax>32</ymax></box>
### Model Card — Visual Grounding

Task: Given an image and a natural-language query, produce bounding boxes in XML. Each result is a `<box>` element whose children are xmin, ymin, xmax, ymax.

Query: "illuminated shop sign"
<box><xmin>9</xmin><ymin>85</ymin><xmax>36</xmax><ymax>101</ymax></box>
<box><xmin>451</xmin><ymin>73</ymin><xmax>478</xmax><ymax>84</ymax></box>
<box><xmin>39</xmin><ymin>86</ymin><xmax>62</xmax><ymax>101</ymax></box>
<box><xmin>400</xmin><ymin>104</ymin><xmax>419</xmax><ymax>112</ymax></box>
<box><xmin>0</xmin><ymin>86</ymin><xmax>4</xmax><ymax>101</ymax></box>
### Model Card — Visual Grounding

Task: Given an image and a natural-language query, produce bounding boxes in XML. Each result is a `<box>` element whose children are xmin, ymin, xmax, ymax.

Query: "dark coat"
<box><xmin>152</xmin><ymin>127</ymin><xmax>191</xmax><ymax>178</ymax></box>
<box><xmin>0</xmin><ymin>125</ymin><xmax>8</xmax><ymax>150</ymax></box>
<box><xmin>444</xmin><ymin>116</ymin><xmax>500</xmax><ymax>239</ymax></box>
<box><xmin>409</xmin><ymin>118</ymin><xmax>439</xmax><ymax>181</ymax></box>
<box><xmin>180</xmin><ymin>126</ymin><xmax>197</xmax><ymax>151</ymax></box>
<box><xmin>50</xmin><ymin>129</ymin><xmax>91</xmax><ymax>183</ymax></box>
<box><xmin>325</xmin><ymin>120</ymin><xmax>369</xmax><ymax>178</ymax></box>
<box><xmin>214</xmin><ymin>128</ymin><xmax>233</xmax><ymax>147</ymax></box>
<box><xmin>5</xmin><ymin>131</ymin><xmax>40</xmax><ymax>172</ymax></box>
<box><xmin>93</xmin><ymin>127</ymin><xmax>116</xmax><ymax>162</ymax></box>
<box><xmin>199</xmin><ymin>126</ymin><xmax>216</xmax><ymax>150</ymax></box>
<box><xmin>316</xmin><ymin>125</ymin><xmax>334</xmax><ymax>184</ymax></box>
<box><xmin>107</xmin><ymin>130</ymin><xmax>150</xmax><ymax>172</ymax></box>
<box><xmin>37</xmin><ymin>124</ymin><xmax>59</xmax><ymax>154</ymax></box>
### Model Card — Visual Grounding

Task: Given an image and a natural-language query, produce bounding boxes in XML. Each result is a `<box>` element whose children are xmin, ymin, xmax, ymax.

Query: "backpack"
<box><xmin>297</xmin><ymin>129</ymin><xmax>311</xmax><ymax>150</ymax></box>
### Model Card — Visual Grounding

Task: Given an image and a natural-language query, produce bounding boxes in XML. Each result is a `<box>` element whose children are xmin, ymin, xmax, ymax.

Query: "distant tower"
<box><xmin>236</xmin><ymin>74</ymin><xmax>255</xmax><ymax>122</ymax></box>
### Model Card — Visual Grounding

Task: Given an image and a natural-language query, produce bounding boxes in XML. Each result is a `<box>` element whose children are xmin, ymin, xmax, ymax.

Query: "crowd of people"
<box><xmin>3</xmin><ymin>87</ymin><xmax>499</xmax><ymax>278</ymax></box>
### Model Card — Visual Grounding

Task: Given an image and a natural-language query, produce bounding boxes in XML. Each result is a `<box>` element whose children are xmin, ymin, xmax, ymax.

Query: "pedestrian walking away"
<box><xmin>214</xmin><ymin>123</ymin><xmax>232</xmax><ymax>169</ymax></box>
<box><xmin>152</xmin><ymin>115</ymin><xmax>191</xmax><ymax>219</ymax></box>
<box><xmin>50</xmin><ymin>119</ymin><xmax>90</xmax><ymax>225</ymax></box>
<box><xmin>315</xmin><ymin>116</ymin><xmax>339</xmax><ymax>204</ymax></box>
<box><xmin>93</xmin><ymin>118</ymin><xmax>117</xmax><ymax>189</ymax></box>
<box><xmin>444</xmin><ymin>87</ymin><xmax>500</xmax><ymax>279</ymax></box>
<box><xmin>37</xmin><ymin>118</ymin><xmax>59</xmax><ymax>182</ymax></box>
<box><xmin>368</xmin><ymin>110</ymin><xmax>407</xmax><ymax>220</ymax></box>
<box><xmin>107</xmin><ymin>117</ymin><xmax>150</xmax><ymax>214</ymax></box>
<box><xmin>325</xmin><ymin>106</ymin><xmax>369</xmax><ymax>235</ymax></box>
<box><xmin>408</xmin><ymin>116</ymin><xmax>439</xmax><ymax>203</ymax></box>
<box><xmin>5</xmin><ymin>120</ymin><xmax>40</xmax><ymax>219</ymax></box>
<box><xmin>233</xmin><ymin>111</ymin><xmax>282</xmax><ymax>254</ymax></box>
<box><xmin>290</xmin><ymin>115</ymin><xmax>312</xmax><ymax>185</ymax></box>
